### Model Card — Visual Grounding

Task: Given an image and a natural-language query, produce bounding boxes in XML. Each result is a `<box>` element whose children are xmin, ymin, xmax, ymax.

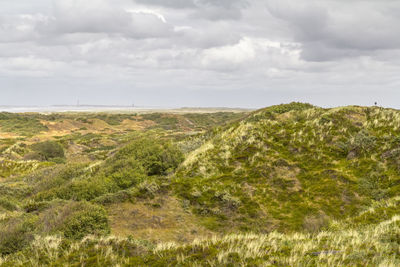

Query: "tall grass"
<box><xmin>1</xmin><ymin>215</ymin><xmax>399</xmax><ymax>266</ymax></box>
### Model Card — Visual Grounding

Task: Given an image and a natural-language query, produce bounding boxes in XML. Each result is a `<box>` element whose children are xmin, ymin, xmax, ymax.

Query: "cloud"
<box><xmin>133</xmin><ymin>0</ymin><xmax>196</xmax><ymax>9</ymax></box>
<box><xmin>266</xmin><ymin>0</ymin><xmax>400</xmax><ymax>61</ymax></box>
<box><xmin>0</xmin><ymin>55</ymin><xmax>66</xmax><ymax>77</ymax></box>
<box><xmin>0</xmin><ymin>14</ymin><xmax>45</xmax><ymax>42</ymax></box>
<box><xmin>189</xmin><ymin>6</ymin><xmax>243</xmax><ymax>21</ymax></box>
<box><xmin>35</xmin><ymin>0</ymin><xmax>175</xmax><ymax>39</ymax></box>
<box><xmin>174</xmin><ymin>25</ymin><xmax>241</xmax><ymax>49</ymax></box>
<box><xmin>201</xmin><ymin>38</ymin><xmax>256</xmax><ymax>71</ymax></box>
<box><xmin>200</xmin><ymin>37</ymin><xmax>302</xmax><ymax>73</ymax></box>
<box><xmin>1</xmin><ymin>0</ymin><xmax>400</xmax><ymax>108</ymax></box>
<box><xmin>134</xmin><ymin>0</ymin><xmax>249</xmax><ymax>20</ymax></box>
<box><xmin>134</xmin><ymin>0</ymin><xmax>247</xmax><ymax>9</ymax></box>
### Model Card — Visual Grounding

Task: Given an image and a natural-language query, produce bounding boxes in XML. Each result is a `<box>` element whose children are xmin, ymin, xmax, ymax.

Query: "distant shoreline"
<box><xmin>0</xmin><ymin>105</ymin><xmax>252</xmax><ymax>114</ymax></box>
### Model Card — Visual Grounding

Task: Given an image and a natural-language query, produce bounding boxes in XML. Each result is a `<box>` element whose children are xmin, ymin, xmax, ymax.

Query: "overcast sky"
<box><xmin>0</xmin><ymin>0</ymin><xmax>399</xmax><ymax>108</ymax></box>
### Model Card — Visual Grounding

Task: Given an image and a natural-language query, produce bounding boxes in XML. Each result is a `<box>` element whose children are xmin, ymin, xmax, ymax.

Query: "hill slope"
<box><xmin>175</xmin><ymin>103</ymin><xmax>400</xmax><ymax>232</ymax></box>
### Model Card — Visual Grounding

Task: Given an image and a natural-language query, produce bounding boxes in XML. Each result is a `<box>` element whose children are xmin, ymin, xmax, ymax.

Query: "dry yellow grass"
<box><xmin>108</xmin><ymin>196</ymin><xmax>214</xmax><ymax>243</ymax></box>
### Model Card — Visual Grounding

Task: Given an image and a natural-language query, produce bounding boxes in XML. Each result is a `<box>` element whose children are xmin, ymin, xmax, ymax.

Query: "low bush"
<box><xmin>0</xmin><ymin>197</ymin><xmax>19</xmax><ymax>211</ymax></box>
<box><xmin>349</xmin><ymin>130</ymin><xmax>376</xmax><ymax>156</ymax></box>
<box><xmin>0</xmin><ymin>215</ymin><xmax>38</xmax><ymax>255</ymax></box>
<box><xmin>36</xmin><ymin>180</ymin><xmax>109</xmax><ymax>202</ymax></box>
<box><xmin>92</xmin><ymin>188</ymin><xmax>137</xmax><ymax>205</ymax></box>
<box><xmin>27</xmin><ymin>163</ymin><xmax>89</xmax><ymax>195</ymax></box>
<box><xmin>31</xmin><ymin>141</ymin><xmax>65</xmax><ymax>161</ymax></box>
<box><xmin>114</xmin><ymin>137</ymin><xmax>184</xmax><ymax>176</ymax></box>
<box><xmin>40</xmin><ymin>201</ymin><xmax>110</xmax><ymax>240</ymax></box>
<box><xmin>263</xmin><ymin>102</ymin><xmax>315</xmax><ymax>114</ymax></box>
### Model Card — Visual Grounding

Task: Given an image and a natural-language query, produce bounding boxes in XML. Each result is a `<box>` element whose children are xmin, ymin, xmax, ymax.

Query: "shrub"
<box><xmin>32</xmin><ymin>136</ymin><xmax>183</xmax><ymax>202</ymax></box>
<box><xmin>40</xmin><ymin>201</ymin><xmax>110</xmax><ymax>240</ymax></box>
<box><xmin>23</xmin><ymin>200</ymin><xmax>51</xmax><ymax>213</ymax></box>
<box><xmin>349</xmin><ymin>130</ymin><xmax>376</xmax><ymax>156</ymax></box>
<box><xmin>104</xmin><ymin>159</ymin><xmax>147</xmax><ymax>189</ymax></box>
<box><xmin>358</xmin><ymin>172</ymin><xmax>389</xmax><ymax>200</ymax></box>
<box><xmin>0</xmin><ymin>197</ymin><xmax>19</xmax><ymax>211</ymax></box>
<box><xmin>92</xmin><ymin>188</ymin><xmax>137</xmax><ymax>205</ymax></box>
<box><xmin>84</xmin><ymin>136</ymin><xmax>184</xmax><ymax>199</ymax></box>
<box><xmin>62</xmin><ymin>204</ymin><xmax>110</xmax><ymax>240</ymax></box>
<box><xmin>263</xmin><ymin>102</ymin><xmax>314</xmax><ymax>114</ymax></box>
<box><xmin>0</xmin><ymin>215</ymin><xmax>38</xmax><ymax>255</ymax></box>
<box><xmin>31</xmin><ymin>141</ymin><xmax>65</xmax><ymax>161</ymax></box>
<box><xmin>137</xmin><ymin>180</ymin><xmax>160</xmax><ymax>198</ymax></box>
<box><xmin>53</xmin><ymin>180</ymin><xmax>109</xmax><ymax>201</ymax></box>
<box><xmin>113</xmin><ymin>137</ymin><xmax>184</xmax><ymax>177</ymax></box>
<box><xmin>28</xmin><ymin>163</ymin><xmax>89</xmax><ymax>195</ymax></box>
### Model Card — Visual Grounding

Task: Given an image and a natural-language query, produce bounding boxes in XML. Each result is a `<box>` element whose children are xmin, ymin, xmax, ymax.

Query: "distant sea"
<box><xmin>0</xmin><ymin>105</ymin><xmax>250</xmax><ymax>114</ymax></box>
<box><xmin>0</xmin><ymin>105</ymin><xmax>150</xmax><ymax>113</ymax></box>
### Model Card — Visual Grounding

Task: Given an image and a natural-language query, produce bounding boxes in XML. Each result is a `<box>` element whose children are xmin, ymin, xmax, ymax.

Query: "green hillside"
<box><xmin>174</xmin><ymin>103</ymin><xmax>400</xmax><ymax>233</ymax></box>
<box><xmin>1</xmin><ymin>104</ymin><xmax>400</xmax><ymax>266</ymax></box>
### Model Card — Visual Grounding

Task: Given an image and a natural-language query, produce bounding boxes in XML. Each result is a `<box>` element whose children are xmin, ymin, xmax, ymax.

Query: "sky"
<box><xmin>0</xmin><ymin>0</ymin><xmax>400</xmax><ymax>108</ymax></box>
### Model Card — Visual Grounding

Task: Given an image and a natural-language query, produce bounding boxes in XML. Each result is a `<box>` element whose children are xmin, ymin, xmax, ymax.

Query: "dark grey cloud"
<box><xmin>266</xmin><ymin>0</ymin><xmax>400</xmax><ymax>61</ymax></box>
<box><xmin>189</xmin><ymin>6</ymin><xmax>242</xmax><ymax>21</ymax></box>
<box><xmin>134</xmin><ymin>0</ymin><xmax>196</xmax><ymax>9</ymax></box>
<box><xmin>135</xmin><ymin>0</ymin><xmax>247</xmax><ymax>9</ymax></box>
<box><xmin>39</xmin><ymin>1</ymin><xmax>175</xmax><ymax>38</ymax></box>
<box><xmin>135</xmin><ymin>0</ymin><xmax>248</xmax><ymax>20</ymax></box>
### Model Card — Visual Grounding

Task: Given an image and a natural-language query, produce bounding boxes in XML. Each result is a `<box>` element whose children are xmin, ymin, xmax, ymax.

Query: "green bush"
<box><xmin>0</xmin><ymin>197</ymin><xmax>19</xmax><ymax>211</ymax></box>
<box><xmin>38</xmin><ymin>180</ymin><xmax>109</xmax><ymax>202</ymax></box>
<box><xmin>61</xmin><ymin>202</ymin><xmax>110</xmax><ymax>240</ymax></box>
<box><xmin>92</xmin><ymin>188</ymin><xmax>137</xmax><ymax>205</ymax></box>
<box><xmin>0</xmin><ymin>215</ymin><xmax>38</xmax><ymax>255</ymax></box>
<box><xmin>102</xmin><ymin>158</ymin><xmax>147</xmax><ymax>189</ymax></box>
<box><xmin>31</xmin><ymin>141</ymin><xmax>65</xmax><ymax>161</ymax></box>
<box><xmin>23</xmin><ymin>200</ymin><xmax>51</xmax><ymax>213</ymax></box>
<box><xmin>33</xmin><ymin>140</ymin><xmax>181</xmax><ymax>201</ymax></box>
<box><xmin>349</xmin><ymin>130</ymin><xmax>376</xmax><ymax>156</ymax></box>
<box><xmin>114</xmin><ymin>137</ymin><xmax>184</xmax><ymax>177</ymax></box>
<box><xmin>40</xmin><ymin>201</ymin><xmax>110</xmax><ymax>240</ymax></box>
<box><xmin>27</xmin><ymin>163</ymin><xmax>89</xmax><ymax>195</ymax></box>
<box><xmin>358</xmin><ymin>172</ymin><xmax>390</xmax><ymax>200</ymax></box>
<box><xmin>263</xmin><ymin>102</ymin><xmax>315</xmax><ymax>114</ymax></box>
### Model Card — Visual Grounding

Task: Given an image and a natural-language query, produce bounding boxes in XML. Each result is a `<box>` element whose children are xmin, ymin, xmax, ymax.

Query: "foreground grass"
<box><xmin>1</xmin><ymin>215</ymin><xmax>399</xmax><ymax>266</ymax></box>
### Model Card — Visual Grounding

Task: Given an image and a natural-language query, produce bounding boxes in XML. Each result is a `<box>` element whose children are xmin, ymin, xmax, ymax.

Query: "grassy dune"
<box><xmin>1</xmin><ymin>104</ymin><xmax>400</xmax><ymax>266</ymax></box>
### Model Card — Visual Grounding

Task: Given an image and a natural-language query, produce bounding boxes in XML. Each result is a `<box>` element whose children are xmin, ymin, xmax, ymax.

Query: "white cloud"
<box><xmin>0</xmin><ymin>56</ymin><xmax>66</xmax><ymax>77</ymax></box>
<box><xmin>126</xmin><ymin>8</ymin><xmax>167</xmax><ymax>23</ymax></box>
<box><xmin>201</xmin><ymin>38</ymin><xmax>256</xmax><ymax>70</ymax></box>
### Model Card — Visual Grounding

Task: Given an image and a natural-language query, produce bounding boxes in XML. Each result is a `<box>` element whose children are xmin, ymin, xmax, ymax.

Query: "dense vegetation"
<box><xmin>1</xmin><ymin>105</ymin><xmax>400</xmax><ymax>266</ymax></box>
<box><xmin>175</xmin><ymin>103</ymin><xmax>400</xmax><ymax>232</ymax></box>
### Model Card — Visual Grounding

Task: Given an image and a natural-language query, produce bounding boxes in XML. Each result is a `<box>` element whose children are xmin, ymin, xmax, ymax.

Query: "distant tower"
<box><xmin>374</xmin><ymin>102</ymin><xmax>377</xmax><ymax>106</ymax></box>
